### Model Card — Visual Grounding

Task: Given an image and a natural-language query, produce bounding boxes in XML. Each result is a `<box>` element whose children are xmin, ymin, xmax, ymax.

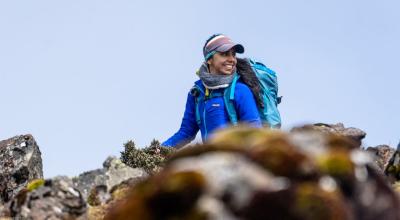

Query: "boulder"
<box><xmin>366</xmin><ymin>145</ymin><xmax>395</xmax><ymax>172</ymax></box>
<box><xmin>0</xmin><ymin>135</ymin><xmax>43</xmax><ymax>204</ymax></box>
<box><xmin>105</xmin><ymin>127</ymin><xmax>400</xmax><ymax>220</ymax></box>
<box><xmin>384</xmin><ymin>142</ymin><xmax>400</xmax><ymax>183</ymax></box>
<box><xmin>291</xmin><ymin>123</ymin><xmax>367</xmax><ymax>147</ymax></box>
<box><xmin>8</xmin><ymin>176</ymin><xmax>86</xmax><ymax>220</ymax></box>
<box><xmin>86</xmin><ymin>177</ymin><xmax>144</xmax><ymax>220</ymax></box>
<box><xmin>73</xmin><ymin>156</ymin><xmax>147</xmax><ymax>200</ymax></box>
<box><xmin>0</xmin><ymin>204</ymin><xmax>7</xmax><ymax>219</ymax></box>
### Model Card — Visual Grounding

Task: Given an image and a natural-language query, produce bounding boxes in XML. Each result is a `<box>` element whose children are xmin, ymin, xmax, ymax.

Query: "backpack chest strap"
<box><xmin>191</xmin><ymin>86</ymin><xmax>229</xmax><ymax>126</ymax></box>
<box><xmin>191</xmin><ymin>74</ymin><xmax>240</xmax><ymax>127</ymax></box>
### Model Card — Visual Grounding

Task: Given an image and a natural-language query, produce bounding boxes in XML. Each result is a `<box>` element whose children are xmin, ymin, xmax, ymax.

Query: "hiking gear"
<box><xmin>198</xmin><ymin>63</ymin><xmax>235</xmax><ymax>89</ymax></box>
<box><xmin>203</xmin><ymin>34</ymin><xmax>244</xmax><ymax>60</ymax></box>
<box><xmin>161</xmin><ymin>80</ymin><xmax>261</xmax><ymax>147</ymax></box>
<box><xmin>191</xmin><ymin>79</ymin><xmax>262</xmax><ymax>138</ymax></box>
<box><xmin>225</xmin><ymin>58</ymin><xmax>281</xmax><ymax>128</ymax></box>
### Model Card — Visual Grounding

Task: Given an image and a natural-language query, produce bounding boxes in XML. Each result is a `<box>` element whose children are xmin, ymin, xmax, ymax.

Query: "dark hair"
<box><xmin>203</xmin><ymin>34</ymin><xmax>222</xmax><ymax>56</ymax></box>
<box><xmin>236</xmin><ymin>58</ymin><xmax>264</xmax><ymax>108</ymax></box>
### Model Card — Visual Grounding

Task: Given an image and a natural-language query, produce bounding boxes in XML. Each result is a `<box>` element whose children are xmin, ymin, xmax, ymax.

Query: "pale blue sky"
<box><xmin>1</xmin><ymin>0</ymin><xmax>399</xmax><ymax>177</ymax></box>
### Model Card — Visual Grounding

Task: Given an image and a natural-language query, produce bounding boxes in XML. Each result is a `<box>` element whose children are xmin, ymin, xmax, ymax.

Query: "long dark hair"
<box><xmin>236</xmin><ymin>58</ymin><xmax>263</xmax><ymax>108</ymax></box>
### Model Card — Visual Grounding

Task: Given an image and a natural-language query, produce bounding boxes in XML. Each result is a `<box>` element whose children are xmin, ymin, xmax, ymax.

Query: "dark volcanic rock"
<box><xmin>0</xmin><ymin>135</ymin><xmax>43</xmax><ymax>204</ymax></box>
<box><xmin>9</xmin><ymin>176</ymin><xmax>86</xmax><ymax>220</ymax></box>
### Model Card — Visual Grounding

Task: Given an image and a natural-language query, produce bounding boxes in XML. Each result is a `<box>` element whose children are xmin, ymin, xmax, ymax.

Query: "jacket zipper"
<box><xmin>203</xmin><ymin>100</ymin><xmax>208</xmax><ymax>139</ymax></box>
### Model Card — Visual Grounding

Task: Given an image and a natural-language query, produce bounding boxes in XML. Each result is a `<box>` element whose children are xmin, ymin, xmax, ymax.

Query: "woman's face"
<box><xmin>207</xmin><ymin>48</ymin><xmax>237</xmax><ymax>75</ymax></box>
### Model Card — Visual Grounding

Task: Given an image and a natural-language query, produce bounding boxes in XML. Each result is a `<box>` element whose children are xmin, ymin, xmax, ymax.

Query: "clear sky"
<box><xmin>1</xmin><ymin>0</ymin><xmax>399</xmax><ymax>178</ymax></box>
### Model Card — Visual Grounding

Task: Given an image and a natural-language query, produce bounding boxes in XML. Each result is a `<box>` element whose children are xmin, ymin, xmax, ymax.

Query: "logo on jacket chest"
<box><xmin>203</xmin><ymin>98</ymin><xmax>225</xmax><ymax>113</ymax></box>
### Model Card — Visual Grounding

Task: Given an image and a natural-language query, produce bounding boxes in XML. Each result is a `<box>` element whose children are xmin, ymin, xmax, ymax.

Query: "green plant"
<box><xmin>120</xmin><ymin>139</ymin><xmax>175</xmax><ymax>173</ymax></box>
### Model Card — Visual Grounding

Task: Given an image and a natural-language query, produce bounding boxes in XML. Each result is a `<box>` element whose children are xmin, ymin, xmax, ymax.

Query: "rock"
<box><xmin>166</xmin><ymin>152</ymin><xmax>305</xmax><ymax>219</ymax></box>
<box><xmin>86</xmin><ymin>177</ymin><xmax>143</xmax><ymax>220</ymax></box>
<box><xmin>105</xmin><ymin>126</ymin><xmax>400</xmax><ymax>220</ymax></box>
<box><xmin>291</xmin><ymin>123</ymin><xmax>367</xmax><ymax>147</ymax></box>
<box><xmin>87</xmin><ymin>185</ymin><xmax>110</xmax><ymax>206</ymax></box>
<box><xmin>0</xmin><ymin>204</ymin><xmax>8</xmax><ymax>219</ymax></box>
<box><xmin>393</xmin><ymin>182</ymin><xmax>400</xmax><ymax>193</ymax></box>
<box><xmin>384</xmin><ymin>142</ymin><xmax>400</xmax><ymax>183</ymax></box>
<box><xmin>291</xmin><ymin>128</ymin><xmax>400</xmax><ymax>219</ymax></box>
<box><xmin>0</xmin><ymin>135</ymin><xmax>43</xmax><ymax>204</ymax></box>
<box><xmin>73</xmin><ymin>156</ymin><xmax>147</xmax><ymax>200</ymax></box>
<box><xmin>8</xmin><ymin>176</ymin><xmax>86</xmax><ymax>220</ymax></box>
<box><xmin>366</xmin><ymin>145</ymin><xmax>395</xmax><ymax>172</ymax></box>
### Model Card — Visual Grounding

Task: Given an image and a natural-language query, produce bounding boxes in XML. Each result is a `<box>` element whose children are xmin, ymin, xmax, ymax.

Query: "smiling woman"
<box><xmin>162</xmin><ymin>34</ymin><xmax>263</xmax><ymax>148</ymax></box>
<box><xmin>207</xmin><ymin>49</ymin><xmax>237</xmax><ymax>75</ymax></box>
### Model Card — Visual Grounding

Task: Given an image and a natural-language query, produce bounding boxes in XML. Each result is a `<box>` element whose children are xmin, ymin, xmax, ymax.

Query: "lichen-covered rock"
<box><xmin>0</xmin><ymin>135</ymin><xmax>43</xmax><ymax>204</ymax></box>
<box><xmin>106</xmin><ymin>126</ymin><xmax>400</xmax><ymax>220</ymax></box>
<box><xmin>0</xmin><ymin>204</ymin><xmax>8</xmax><ymax>219</ymax></box>
<box><xmin>291</xmin><ymin>128</ymin><xmax>400</xmax><ymax>220</ymax></box>
<box><xmin>8</xmin><ymin>176</ymin><xmax>86</xmax><ymax>220</ymax></box>
<box><xmin>291</xmin><ymin>123</ymin><xmax>367</xmax><ymax>147</ymax></box>
<box><xmin>105</xmin><ymin>170</ymin><xmax>209</xmax><ymax>220</ymax></box>
<box><xmin>73</xmin><ymin>156</ymin><xmax>147</xmax><ymax>200</ymax></box>
<box><xmin>366</xmin><ymin>145</ymin><xmax>395</xmax><ymax>172</ymax></box>
<box><xmin>87</xmin><ymin>185</ymin><xmax>110</xmax><ymax>206</ymax></box>
<box><xmin>393</xmin><ymin>182</ymin><xmax>400</xmax><ymax>193</ymax></box>
<box><xmin>384</xmin><ymin>142</ymin><xmax>400</xmax><ymax>183</ymax></box>
<box><xmin>86</xmin><ymin>177</ymin><xmax>143</xmax><ymax>220</ymax></box>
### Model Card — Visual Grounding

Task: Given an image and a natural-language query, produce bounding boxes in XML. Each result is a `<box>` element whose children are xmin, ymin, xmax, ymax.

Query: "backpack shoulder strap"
<box><xmin>190</xmin><ymin>85</ymin><xmax>204</xmax><ymax>126</ymax></box>
<box><xmin>223</xmin><ymin>74</ymin><xmax>240</xmax><ymax>125</ymax></box>
<box><xmin>192</xmin><ymin>73</ymin><xmax>241</xmax><ymax>127</ymax></box>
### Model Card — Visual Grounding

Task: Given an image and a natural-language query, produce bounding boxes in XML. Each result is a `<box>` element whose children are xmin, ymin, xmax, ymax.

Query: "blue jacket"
<box><xmin>162</xmin><ymin>79</ymin><xmax>262</xmax><ymax>147</ymax></box>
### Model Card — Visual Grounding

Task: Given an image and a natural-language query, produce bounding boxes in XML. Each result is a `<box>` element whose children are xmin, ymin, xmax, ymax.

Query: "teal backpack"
<box><xmin>224</xmin><ymin>58</ymin><xmax>281</xmax><ymax>128</ymax></box>
<box><xmin>193</xmin><ymin>58</ymin><xmax>282</xmax><ymax>128</ymax></box>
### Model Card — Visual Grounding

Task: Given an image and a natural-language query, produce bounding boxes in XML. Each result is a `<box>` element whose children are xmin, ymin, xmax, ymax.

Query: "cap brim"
<box><xmin>216</xmin><ymin>43</ymin><xmax>245</xmax><ymax>54</ymax></box>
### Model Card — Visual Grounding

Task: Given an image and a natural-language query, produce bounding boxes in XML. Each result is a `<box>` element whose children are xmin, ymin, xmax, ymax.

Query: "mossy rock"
<box><xmin>293</xmin><ymin>182</ymin><xmax>349</xmax><ymax>220</ymax></box>
<box><xmin>105</xmin><ymin>171</ymin><xmax>207</xmax><ymax>220</ymax></box>
<box><xmin>316</xmin><ymin>150</ymin><xmax>355</xmax><ymax>179</ymax></box>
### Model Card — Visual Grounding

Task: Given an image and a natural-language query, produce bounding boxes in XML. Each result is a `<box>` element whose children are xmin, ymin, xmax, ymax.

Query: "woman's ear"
<box><xmin>207</xmin><ymin>58</ymin><xmax>212</xmax><ymax>65</ymax></box>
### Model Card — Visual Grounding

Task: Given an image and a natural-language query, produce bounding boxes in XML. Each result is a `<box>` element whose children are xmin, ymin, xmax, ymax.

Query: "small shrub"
<box><xmin>120</xmin><ymin>139</ymin><xmax>175</xmax><ymax>173</ymax></box>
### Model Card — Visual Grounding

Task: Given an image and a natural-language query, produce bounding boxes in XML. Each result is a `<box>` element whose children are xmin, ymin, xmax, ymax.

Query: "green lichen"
<box><xmin>87</xmin><ymin>187</ymin><xmax>101</xmax><ymax>206</ymax></box>
<box><xmin>120</xmin><ymin>139</ymin><xmax>176</xmax><ymax>173</ymax></box>
<box><xmin>317</xmin><ymin>150</ymin><xmax>355</xmax><ymax>180</ymax></box>
<box><xmin>392</xmin><ymin>182</ymin><xmax>400</xmax><ymax>193</ymax></box>
<box><xmin>26</xmin><ymin>179</ymin><xmax>45</xmax><ymax>192</ymax></box>
<box><xmin>248</xmin><ymin>133</ymin><xmax>318</xmax><ymax>179</ymax></box>
<box><xmin>294</xmin><ymin>182</ymin><xmax>347</xmax><ymax>220</ymax></box>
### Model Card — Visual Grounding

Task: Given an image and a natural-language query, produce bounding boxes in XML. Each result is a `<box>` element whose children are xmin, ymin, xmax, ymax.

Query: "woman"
<box><xmin>162</xmin><ymin>34</ymin><xmax>262</xmax><ymax>148</ymax></box>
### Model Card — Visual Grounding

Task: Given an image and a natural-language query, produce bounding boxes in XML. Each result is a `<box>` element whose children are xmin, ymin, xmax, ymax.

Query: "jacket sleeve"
<box><xmin>162</xmin><ymin>92</ymin><xmax>199</xmax><ymax>148</ymax></box>
<box><xmin>233</xmin><ymin>83</ymin><xmax>262</xmax><ymax>127</ymax></box>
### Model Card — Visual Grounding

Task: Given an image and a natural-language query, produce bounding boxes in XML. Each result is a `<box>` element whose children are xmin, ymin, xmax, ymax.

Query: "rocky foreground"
<box><xmin>1</xmin><ymin>123</ymin><xmax>400</xmax><ymax>220</ymax></box>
